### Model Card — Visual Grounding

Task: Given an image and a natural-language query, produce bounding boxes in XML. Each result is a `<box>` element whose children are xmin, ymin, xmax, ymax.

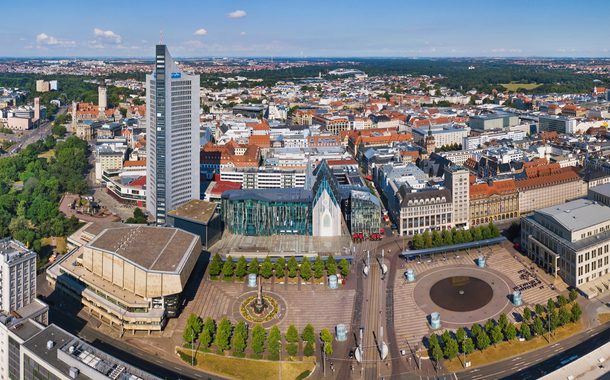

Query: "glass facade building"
<box><xmin>222</xmin><ymin>189</ymin><xmax>312</xmax><ymax>236</ymax></box>
<box><xmin>348</xmin><ymin>190</ymin><xmax>382</xmax><ymax>234</ymax></box>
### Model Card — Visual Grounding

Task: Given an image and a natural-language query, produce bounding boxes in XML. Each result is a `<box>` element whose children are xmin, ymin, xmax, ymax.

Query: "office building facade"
<box><xmin>0</xmin><ymin>239</ymin><xmax>36</xmax><ymax>313</ymax></box>
<box><xmin>146</xmin><ymin>45</ymin><xmax>200</xmax><ymax>224</ymax></box>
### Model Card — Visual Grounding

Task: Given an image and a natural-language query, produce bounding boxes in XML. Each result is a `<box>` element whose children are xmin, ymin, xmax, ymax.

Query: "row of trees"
<box><xmin>428</xmin><ymin>293</ymin><xmax>581</xmax><ymax>365</ymax></box>
<box><xmin>437</xmin><ymin>143</ymin><xmax>463</xmax><ymax>152</ymax></box>
<box><xmin>183</xmin><ymin>315</ymin><xmax>329</xmax><ymax>360</ymax></box>
<box><xmin>0</xmin><ymin>135</ymin><xmax>88</xmax><ymax>261</ymax></box>
<box><xmin>412</xmin><ymin>222</ymin><xmax>501</xmax><ymax>250</ymax></box>
<box><xmin>209</xmin><ymin>254</ymin><xmax>350</xmax><ymax>281</ymax></box>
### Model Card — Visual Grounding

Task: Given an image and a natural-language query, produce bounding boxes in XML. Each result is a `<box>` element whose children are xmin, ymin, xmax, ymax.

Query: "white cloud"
<box><xmin>93</xmin><ymin>28</ymin><xmax>122</xmax><ymax>44</ymax></box>
<box><xmin>240</xmin><ymin>31</ymin><xmax>247</xmax><ymax>36</ymax></box>
<box><xmin>194</xmin><ymin>28</ymin><xmax>208</xmax><ymax>36</ymax></box>
<box><xmin>228</xmin><ymin>10</ymin><xmax>247</xmax><ymax>19</ymax></box>
<box><xmin>35</xmin><ymin>33</ymin><xmax>75</xmax><ymax>47</ymax></box>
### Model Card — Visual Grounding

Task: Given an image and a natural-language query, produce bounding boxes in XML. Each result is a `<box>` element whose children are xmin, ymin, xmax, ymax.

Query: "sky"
<box><xmin>3</xmin><ymin>0</ymin><xmax>610</xmax><ymax>58</ymax></box>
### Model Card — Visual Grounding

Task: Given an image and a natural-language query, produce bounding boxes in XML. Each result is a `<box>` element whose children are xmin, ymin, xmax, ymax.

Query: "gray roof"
<box><xmin>536</xmin><ymin>199</ymin><xmax>610</xmax><ymax>232</ymax></box>
<box><xmin>589</xmin><ymin>183</ymin><xmax>610</xmax><ymax>197</ymax></box>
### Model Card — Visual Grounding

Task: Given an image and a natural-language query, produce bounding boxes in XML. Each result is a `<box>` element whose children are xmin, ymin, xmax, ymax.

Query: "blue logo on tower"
<box><xmin>171</xmin><ymin>72</ymin><xmax>181</xmax><ymax>79</ymax></box>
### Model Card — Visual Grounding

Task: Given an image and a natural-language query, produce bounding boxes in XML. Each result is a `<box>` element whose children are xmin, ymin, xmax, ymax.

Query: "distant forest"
<box><xmin>0</xmin><ymin>58</ymin><xmax>607</xmax><ymax>98</ymax></box>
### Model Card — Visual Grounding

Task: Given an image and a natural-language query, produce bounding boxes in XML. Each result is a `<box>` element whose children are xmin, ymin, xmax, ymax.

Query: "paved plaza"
<box><xmin>210</xmin><ymin>231</ymin><xmax>353</xmax><ymax>257</ymax></box>
<box><xmin>392</xmin><ymin>243</ymin><xmax>565</xmax><ymax>347</ymax></box>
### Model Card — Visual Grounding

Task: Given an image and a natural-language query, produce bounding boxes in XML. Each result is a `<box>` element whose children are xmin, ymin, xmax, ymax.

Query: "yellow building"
<box><xmin>469</xmin><ymin>179</ymin><xmax>520</xmax><ymax>226</ymax></box>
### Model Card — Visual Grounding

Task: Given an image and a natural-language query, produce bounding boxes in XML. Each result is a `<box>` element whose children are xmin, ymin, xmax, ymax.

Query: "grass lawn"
<box><xmin>444</xmin><ymin>319</ymin><xmax>584</xmax><ymax>372</ymax></box>
<box><xmin>599</xmin><ymin>313</ymin><xmax>610</xmax><ymax>324</ymax></box>
<box><xmin>499</xmin><ymin>82</ymin><xmax>542</xmax><ymax>91</ymax></box>
<box><xmin>176</xmin><ymin>348</ymin><xmax>315</xmax><ymax>380</ymax></box>
<box><xmin>38</xmin><ymin>149</ymin><xmax>55</xmax><ymax>160</ymax></box>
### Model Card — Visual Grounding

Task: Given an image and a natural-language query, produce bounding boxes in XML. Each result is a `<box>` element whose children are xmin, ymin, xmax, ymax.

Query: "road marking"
<box><xmin>552</xmin><ymin>343</ymin><xmax>560</xmax><ymax>347</ymax></box>
<box><xmin>553</xmin><ymin>348</ymin><xmax>563</xmax><ymax>352</ymax></box>
<box><xmin>511</xmin><ymin>356</ymin><xmax>522</xmax><ymax>361</ymax></box>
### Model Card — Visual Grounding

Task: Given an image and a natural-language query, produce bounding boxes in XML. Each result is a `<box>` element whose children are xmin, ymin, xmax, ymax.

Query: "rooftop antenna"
<box><xmin>160</xmin><ymin>29</ymin><xmax>164</xmax><ymax>44</ymax></box>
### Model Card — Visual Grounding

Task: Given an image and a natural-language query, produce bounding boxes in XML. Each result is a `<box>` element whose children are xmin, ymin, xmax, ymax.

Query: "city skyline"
<box><xmin>3</xmin><ymin>0</ymin><xmax>610</xmax><ymax>58</ymax></box>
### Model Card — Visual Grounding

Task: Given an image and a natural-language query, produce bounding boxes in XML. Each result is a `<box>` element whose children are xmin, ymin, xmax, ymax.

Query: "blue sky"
<box><xmin>3</xmin><ymin>0</ymin><xmax>610</xmax><ymax>58</ymax></box>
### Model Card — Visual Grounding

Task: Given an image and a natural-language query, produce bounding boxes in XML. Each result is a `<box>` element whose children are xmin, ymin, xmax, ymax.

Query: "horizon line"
<box><xmin>2</xmin><ymin>55</ymin><xmax>610</xmax><ymax>60</ymax></box>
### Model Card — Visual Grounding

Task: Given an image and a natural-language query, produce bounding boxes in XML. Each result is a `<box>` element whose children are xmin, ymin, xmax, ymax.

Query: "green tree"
<box><xmin>535</xmin><ymin>304</ymin><xmax>544</xmax><ymax>317</ymax></box>
<box><xmin>569</xmin><ymin>289</ymin><xmax>578</xmax><ymax>302</ymax></box>
<box><xmin>504</xmin><ymin>323</ymin><xmax>517</xmax><ymax>341</ymax></box>
<box><xmin>491</xmin><ymin>326</ymin><xmax>504</xmax><ymax>346</ymax></box>
<box><xmin>476</xmin><ymin>331</ymin><xmax>490</xmax><ymax>350</ymax></box>
<box><xmin>326</xmin><ymin>255</ymin><xmax>337</xmax><ymax>275</ymax></box>
<box><xmin>287</xmin><ymin>256</ymin><xmax>299</xmax><ymax>278</ymax></box>
<box><xmin>222</xmin><ymin>256</ymin><xmax>235</xmax><ymax>278</ymax></box>
<box><xmin>523</xmin><ymin>307</ymin><xmax>532</xmax><ymax>322</ymax></box>
<box><xmin>300</xmin><ymin>258</ymin><xmax>313</xmax><ymax>281</ymax></box>
<box><xmin>412</xmin><ymin>233</ymin><xmax>424</xmax><ymax>249</ymax></box>
<box><xmin>462</xmin><ymin>337</ymin><xmax>474</xmax><ymax>355</ymax></box>
<box><xmin>200</xmin><ymin>317</ymin><xmax>216</xmax><ymax>349</ymax></box>
<box><xmin>232</xmin><ymin>321</ymin><xmax>248</xmax><ymax>356</ymax></box>
<box><xmin>442</xmin><ymin>229</ymin><xmax>453</xmax><ymax>245</ymax></box>
<box><xmin>463</xmin><ymin>229</ymin><xmax>473</xmax><ymax>242</ymax></box>
<box><xmin>571</xmin><ymin>303</ymin><xmax>582</xmax><ymax>322</ymax></box>
<box><xmin>126</xmin><ymin>207</ymin><xmax>147</xmax><ymax>224</ymax></box>
<box><xmin>471</xmin><ymin>323</ymin><xmax>482</xmax><ymax>337</ymax></box>
<box><xmin>484</xmin><ymin>319</ymin><xmax>495</xmax><ymax>334</ymax></box>
<box><xmin>339</xmin><ymin>258</ymin><xmax>350</xmax><ymax>277</ymax></box>
<box><xmin>301</xmin><ymin>324</ymin><xmax>315</xmax><ymax>344</ymax></box>
<box><xmin>443</xmin><ymin>337</ymin><xmax>459</xmax><ymax>359</ymax></box>
<box><xmin>558</xmin><ymin>306</ymin><xmax>571</xmax><ymax>326</ymax></box>
<box><xmin>521</xmin><ymin>323</ymin><xmax>532</xmax><ymax>341</ymax></box>
<box><xmin>287</xmin><ymin>342</ymin><xmax>298</xmax><ymax>356</ymax></box>
<box><xmin>183</xmin><ymin>314</ymin><xmax>203</xmax><ymax>344</ymax></box>
<box><xmin>214</xmin><ymin>318</ymin><xmax>233</xmax><ymax>352</ymax></box>
<box><xmin>431</xmin><ymin>343</ymin><xmax>444</xmax><ymax>364</ymax></box>
<box><xmin>557</xmin><ymin>295</ymin><xmax>568</xmax><ymax>307</ymax></box>
<box><xmin>260</xmin><ymin>257</ymin><xmax>274</xmax><ymax>279</ymax></box>
<box><xmin>286</xmin><ymin>325</ymin><xmax>299</xmax><ymax>343</ymax></box>
<box><xmin>422</xmin><ymin>231</ymin><xmax>433</xmax><ymax>248</ymax></box>
<box><xmin>441</xmin><ymin>331</ymin><xmax>452</xmax><ymax>346</ymax></box>
<box><xmin>489</xmin><ymin>222</ymin><xmax>500</xmax><ymax>237</ymax></box>
<box><xmin>456</xmin><ymin>327</ymin><xmax>466</xmax><ymax>345</ymax></box>
<box><xmin>248</xmin><ymin>258</ymin><xmax>260</xmax><ymax>275</ymax></box>
<box><xmin>533</xmin><ymin>317</ymin><xmax>544</xmax><ymax>336</ymax></box>
<box><xmin>498</xmin><ymin>314</ymin><xmax>508</xmax><ymax>330</ymax></box>
<box><xmin>303</xmin><ymin>341</ymin><xmax>315</xmax><ymax>357</ymax></box>
<box><xmin>547</xmin><ymin>298</ymin><xmax>556</xmax><ymax>313</ymax></box>
<box><xmin>472</xmin><ymin>227</ymin><xmax>483</xmax><ymax>241</ymax></box>
<box><xmin>275</xmin><ymin>257</ymin><xmax>286</xmax><ymax>278</ymax></box>
<box><xmin>267</xmin><ymin>326</ymin><xmax>282</xmax><ymax>360</ymax></box>
<box><xmin>432</xmin><ymin>230</ymin><xmax>443</xmax><ymax>247</ymax></box>
<box><xmin>235</xmin><ymin>256</ymin><xmax>248</xmax><ymax>279</ymax></box>
<box><xmin>251</xmin><ymin>324</ymin><xmax>267</xmax><ymax>356</ymax></box>
<box><xmin>453</xmin><ymin>229</ymin><xmax>464</xmax><ymax>244</ymax></box>
<box><xmin>209</xmin><ymin>254</ymin><xmax>222</xmax><ymax>277</ymax></box>
<box><xmin>481</xmin><ymin>225</ymin><xmax>491</xmax><ymax>239</ymax></box>
<box><xmin>313</xmin><ymin>256</ymin><xmax>325</xmax><ymax>279</ymax></box>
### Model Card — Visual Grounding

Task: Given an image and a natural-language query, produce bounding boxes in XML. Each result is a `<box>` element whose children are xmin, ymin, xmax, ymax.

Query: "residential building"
<box><xmin>0</xmin><ymin>239</ymin><xmax>36</xmax><ymax>313</ymax></box>
<box><xmin>146</xmin><ymin>45</ymin><xmax>200</xmax><ymax>224</ymax></box>
<box><xmin>521</xmin><ymin>199</ymin><xmax>610</xmax><ymax>292</ymax></box>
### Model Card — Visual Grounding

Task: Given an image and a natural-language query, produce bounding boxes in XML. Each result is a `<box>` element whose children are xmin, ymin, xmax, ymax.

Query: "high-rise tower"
<box><xmin>98</xmin><ymin>80</ymin><xmax>107</xmax><ymax>113</ymax></box>
<box><xmin>146</xmin><ymin>45</ymin><xmax>200</xmax><ymax>224</ymax></box>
